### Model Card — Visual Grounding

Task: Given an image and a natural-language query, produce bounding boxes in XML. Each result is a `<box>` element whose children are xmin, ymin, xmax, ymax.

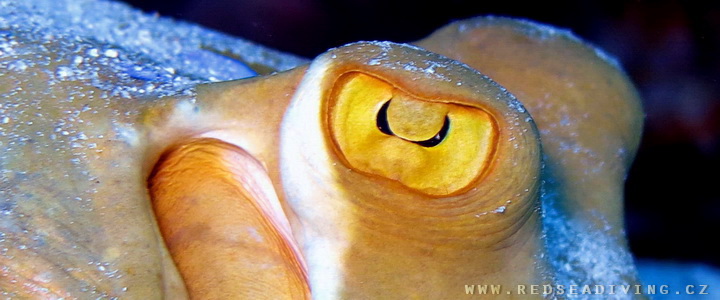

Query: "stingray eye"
<box><xmin>328</xmin><ymin>72</ymin><xmax>497</xmax><ymax>196</ymax></box>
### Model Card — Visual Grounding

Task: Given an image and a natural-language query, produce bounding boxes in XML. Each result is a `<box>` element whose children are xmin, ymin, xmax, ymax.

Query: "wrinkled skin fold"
<box><xmin>0</xmin><ymin>16</ymin><xmax>643</xmax><ymax>299</ymax></box>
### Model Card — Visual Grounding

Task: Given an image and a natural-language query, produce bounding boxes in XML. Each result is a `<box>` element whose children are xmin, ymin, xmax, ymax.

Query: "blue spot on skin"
<box><xmin>124</xmin><ymin>49</ymin><xmax>258</xmax><ymax>82</ymax></box>
<box><xmin>178</xmin><ymin>49</ymin><xmax>258</xmax><ymax>81</ymax></box>
<box><xmin>125</xmin><ymin>64</ymin><xmax>175</xmax><ymax>82</ymax></box>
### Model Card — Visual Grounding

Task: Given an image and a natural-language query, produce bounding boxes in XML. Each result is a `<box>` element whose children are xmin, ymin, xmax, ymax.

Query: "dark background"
<box><xmin>122</xmin><ymin>0</ymin><xmax>720</xmax><ymax>266</ymax></box>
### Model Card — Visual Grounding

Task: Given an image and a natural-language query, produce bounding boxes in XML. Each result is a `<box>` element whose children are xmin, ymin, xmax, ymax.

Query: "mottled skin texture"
<box><xmin>0</xmin><ymin>17</ymin><xmax>643</xmax><ymax>299</ymax></box>
<box><xmin>0</xmin><ymin>37</ymin><xmax>190</xmax><ymax>297</ymax></box>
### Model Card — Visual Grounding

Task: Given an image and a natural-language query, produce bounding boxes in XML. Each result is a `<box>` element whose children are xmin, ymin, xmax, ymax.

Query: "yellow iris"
<box><xmin>328</xmin><ymin>72</ymin><xmax>496</xmax><ymax>196</ymax></box>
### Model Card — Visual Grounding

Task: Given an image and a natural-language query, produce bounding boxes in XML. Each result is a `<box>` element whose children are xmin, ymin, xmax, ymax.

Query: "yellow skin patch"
<box><xmin>329</xmin><ymin>73</ymin><xmax>496</xmax><ymax>196</ymax></box>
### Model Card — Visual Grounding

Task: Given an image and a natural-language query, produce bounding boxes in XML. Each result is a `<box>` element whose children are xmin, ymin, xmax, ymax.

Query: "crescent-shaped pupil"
<box><xmin>376</xmin><ymin>100</ymin><xmax>450</xmax><ymax>147</ymax></box>
<box><xmin>413</xmin><ymin>116</ymin><xmax>449</xmax><ymax>147</ymax></box>
<box><xmin>376</xmin><ymin>100</ymin><xmax>394</xmax><ymax>136</ymax></box>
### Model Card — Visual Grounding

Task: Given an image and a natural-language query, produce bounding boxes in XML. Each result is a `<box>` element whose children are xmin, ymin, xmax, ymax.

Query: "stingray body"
<box><xmin>0</xmin><ymin>3</ymin><xmax>642</xmax><ymax>299</ymax></box>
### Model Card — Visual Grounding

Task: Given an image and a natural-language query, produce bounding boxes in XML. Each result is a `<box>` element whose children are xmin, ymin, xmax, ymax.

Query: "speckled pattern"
<box><xmin>0</xmin><ymin>0</ymin><xmax>307</xmax><ymax>298</ymax></box>
<box><xmin>0</xmin><ymin>0</ymin><xmax>308</xmax><ymax>82</ymax></box>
